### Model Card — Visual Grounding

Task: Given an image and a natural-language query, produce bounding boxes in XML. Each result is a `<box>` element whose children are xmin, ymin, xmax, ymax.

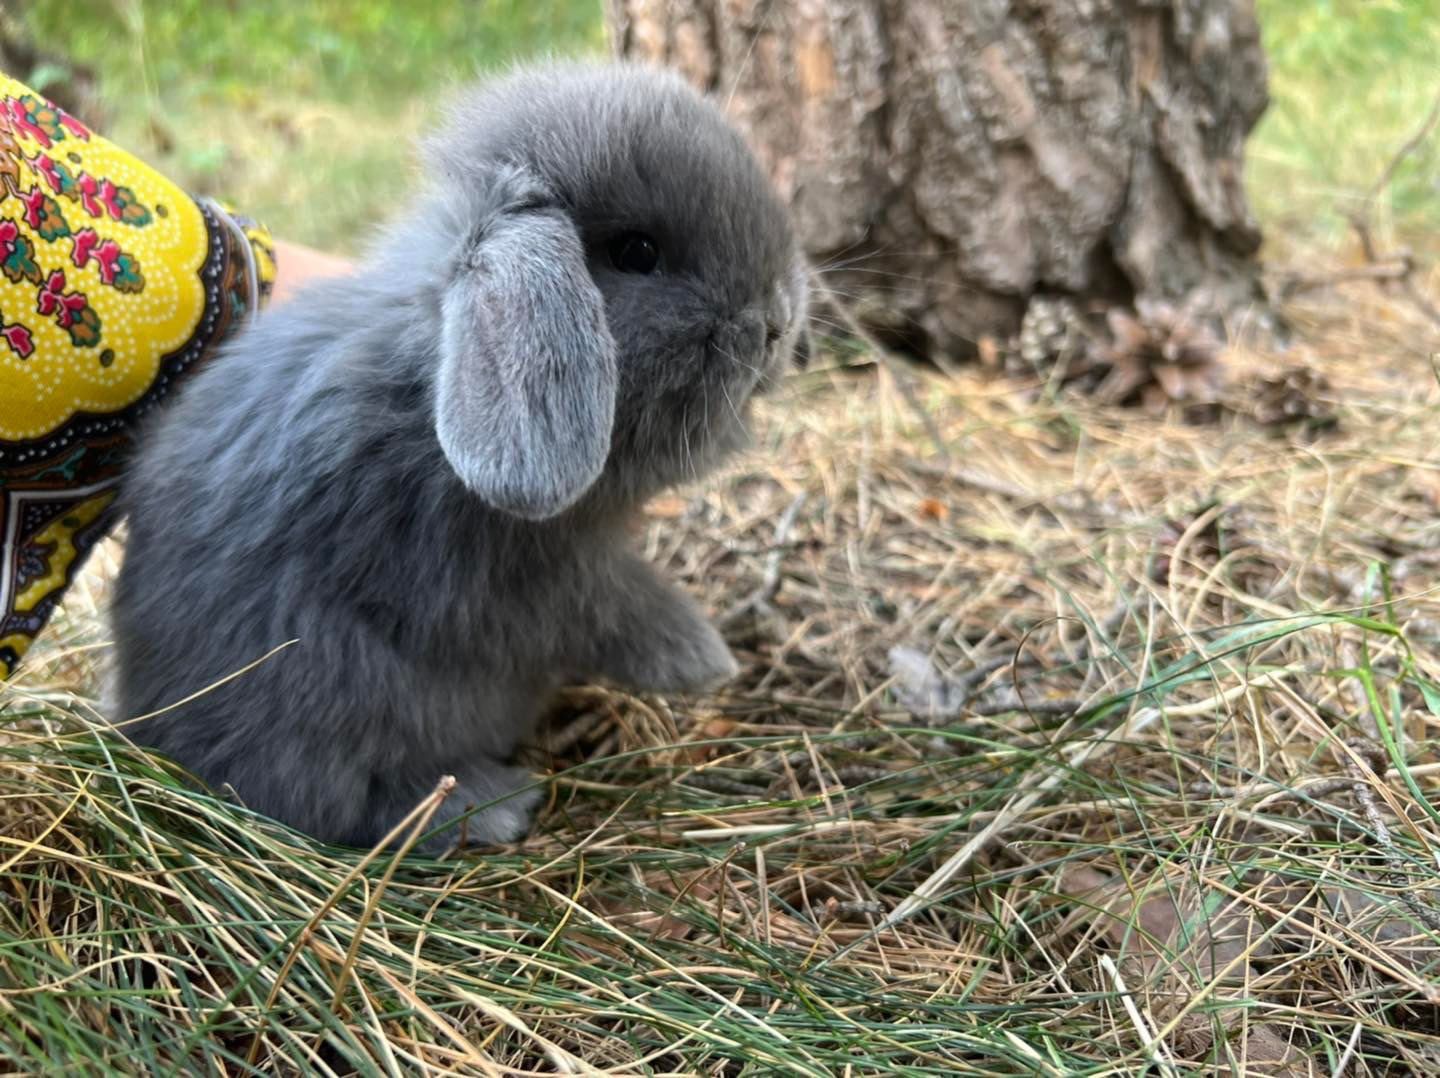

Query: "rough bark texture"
<box><xmin>606</xmin><ymin>0</ymin><xmax>1269</xmax><ymax>362</ymax></box>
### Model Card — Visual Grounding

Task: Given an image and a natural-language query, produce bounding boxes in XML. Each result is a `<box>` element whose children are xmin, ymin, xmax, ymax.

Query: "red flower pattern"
<box><xmin>6</xmin><ymin>98</ymin><xmax>50</xmax><ymax>148</ymax></box>
<box><xmin>97</xmin><ymin>179</ymin><xmax>127</xmax><ymax>220</ymax></box>
<box><xmin>58</xmin><ymin>113</ymin><xmax>89</xmax><ymax>140</ymax></box>
<box><xmin>36</xmin><ymin>269</ymin><xmax>89</xmax><ymax>329</ymax></box>
<box><xmin>30</xmin><ymin>153</ymin><xmax>62</xmax><ymax>193</ymax></box>
<box><xmin>20</xmin><ymin>187</ymin><xmax>48</xmax><ymax>230</ymax></box>
<box><xmin>71</xmin><ymin>229</ymin><xmax>98</xmax><ymax>267</ymax></box>
<box><xmin>1</xmin><ymin>322</ymin><xmax>33</xmax><ymax>358</ymax></box>
<box><xmin>75</xmin><ymin>172</ymin><xmax>102</xmax><ymax>218</ymax></box>
<box><xmin>70</xmin><ymin>229</ymin><xmax>125</xmax><ymax>285</ymax></box>
<box><xmin>0</xmin><ymin>91</ymin><xmax>148</xmax><ymax>359</ymax></box>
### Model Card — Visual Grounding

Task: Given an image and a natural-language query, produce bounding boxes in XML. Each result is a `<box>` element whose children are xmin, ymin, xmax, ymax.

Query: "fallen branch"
<box><xmin>1276</xmin><ymin>259</ymin><xmax>1416</xmax><ymax>301</ymax></box>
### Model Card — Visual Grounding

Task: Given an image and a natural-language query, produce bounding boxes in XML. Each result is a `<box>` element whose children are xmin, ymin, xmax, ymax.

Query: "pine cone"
<box><xmin>1008</xmin><ymin>293</ymin><xmax>1228</xmax><ymax>414</ymax></box>
<box><xmin>1247</xmin><ymin>367</ymin><xmax>1338</xmax><ymax>431</ymax></box>
<box><xmin>1092</xmin><ymin>299</ymin><xmax>1226</xmax><ymax>411</ymax></box>
<box><xmin>1015</xmin><ymin>295</ymin><xmax>1085</xmax><ymax>373</ymax></box>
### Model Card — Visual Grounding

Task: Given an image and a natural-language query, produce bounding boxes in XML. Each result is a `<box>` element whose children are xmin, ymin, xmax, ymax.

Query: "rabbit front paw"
<box><xmin>592</xmin><ymin>606</ymin><xmax>740</xmax><ymax>695</ymax></box>
<box><xmin>415</xmin><ymin>767</ymin><xmax>544</xmax><ymax>854</ymax></box>
<box><xmin>587</xmin><ymin>558</ymin><xmax>742</xmax><ymax>694</ymax></box>
<box><xmin>647</xmin><ymin>619</ymin><xmax>739</xmax><ymax>693</ymax></box>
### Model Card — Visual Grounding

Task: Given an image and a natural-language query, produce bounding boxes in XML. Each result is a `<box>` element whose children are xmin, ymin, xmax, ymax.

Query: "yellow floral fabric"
<box><xmin>0</xmin><ymin>71</ymin><xmax>274</xmax><ymax>676</ymax></box>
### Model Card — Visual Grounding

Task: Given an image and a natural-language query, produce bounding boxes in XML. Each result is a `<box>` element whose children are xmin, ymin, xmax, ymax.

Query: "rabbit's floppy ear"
<box><xmin>435</xmin><ymin>199</ymin><xmax>617</xmax><ymax>520</ymax></box>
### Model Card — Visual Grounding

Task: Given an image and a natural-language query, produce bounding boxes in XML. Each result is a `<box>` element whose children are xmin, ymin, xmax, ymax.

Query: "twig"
<box><xmin>1098</xmin><ymin>954</ymin><xmax>1180</xmax><ymax>1078</ymax></box>
<box><xmin>1339</xmin><ymin>240</ymin><xmax>1440</xmax><ymax>330</ymax></box>
<box><xmin>541</xmin><ymin>707</ymin><xmax>610</xmax><ymax>756</ymax></box>
<box><xmin>1341</xmin><ymin>738</ymin><xmax>1440</xmax><ymax>935</ymax></box>
<box><xmin>903</xmin><ymin>459</ymin><xmax>1040</xmax><ymax>503</ymax></box>
<box><xmin>680</xmin><ymin>818</ymin><xmax>867</xmax><ymax>841</ymax></box>
<box><xmin>965</xmin><ymin>695</ymin><xmax>1084</xmax><ymax>717</ymax></box>
<box><xmin>329</xmin><ymin>777</ymin><xmax>458</xmax><ymax>1014</ymax></box>
<box><xmin>1363</xmin><ymin>84</ymin><xmax>1440</xmax><ymax>211</ymax></box>
<box><xmin>1328</xmin><ymin>84</ymin><xmax>1440</xmax><ymax>332</ymax></box>
<box><xmin>831</xmin><ymin>764</ymin><xmax>895</xmax><ymax>787</ymax></box>
<box><xmin>814</xmin><ymin>897</ymin><xmax>886</xmax><ymax>920</ymax></box>
<box><xmin>685</xmin><ymin>771</ymin><xmax>771</xmax><ymax>796</ymax></box>
<box><xmin>247</xmin><ymin>776</ymin><xmax>458</xmax><ymax>1065</ymax></box>
<box><xmin>1399</xmin><ymin>274</ymin><xmax>1440</xmax><ymax>331</ymax></box>
<box><xmin>716</xmin><ymin>492</ymin><xmax>807</xmax><ymax>628</ymax></box>
<box><xmin>1162</xmin><ymin>774</ymin><xmax>1355</xmax><ymax>806</ymax></box>
<box><xmin>1276</xmin><ymin>260</ymin><xmax>1416</xmax><ymax>300</ymax></box>
<box><xmin>1333</xmin><ymin>1021</ymin><xmax>1365</xmax><ymax>1078</ymax></box>
<box><xmin>882</xmin><ymin>704</ymin><xmax>1164</xmax><ymax>928</ymax></box>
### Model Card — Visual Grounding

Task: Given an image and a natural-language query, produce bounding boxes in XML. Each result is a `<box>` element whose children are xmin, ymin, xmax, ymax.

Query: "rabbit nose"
<box><xmin>765</xmin><ymin>320</ymin><xmax>783</xmax><ymax>350</ymax></box>
<box><xmin>712</xmin><ymin>315</ymin><xmax>765</xmax><ymax>364</ymax></box>
<box><xmin>793</xmin><ymin>326</ymin><xmax>812</xmax><ymax>369</ymax></box>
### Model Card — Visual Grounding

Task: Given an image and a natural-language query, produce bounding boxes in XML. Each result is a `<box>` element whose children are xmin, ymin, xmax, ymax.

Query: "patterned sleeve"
<box><xmin>0</xmin><ymin>71</ymin><xmax>276</xmax><ymax>678</ymax></box>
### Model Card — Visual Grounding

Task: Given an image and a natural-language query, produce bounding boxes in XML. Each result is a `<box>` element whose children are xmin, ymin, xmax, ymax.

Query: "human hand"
<box><xmin>270</xmin><ymin>239</ymin><xmax>353</xmax><ymax>303</ymax></box>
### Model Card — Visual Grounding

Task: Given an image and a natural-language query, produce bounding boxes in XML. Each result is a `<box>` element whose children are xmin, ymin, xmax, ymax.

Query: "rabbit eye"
<box><xmin>608</xmin><ymin>232</ymin><xmax>660</xmax><ymax>275</ymax></box>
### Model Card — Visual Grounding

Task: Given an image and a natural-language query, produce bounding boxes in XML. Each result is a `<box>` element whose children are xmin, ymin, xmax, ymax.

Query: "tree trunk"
<box><xmin>606</xmin><ymin>0</ymin><xmax>1269</xmax><ymax>365</ymax></box>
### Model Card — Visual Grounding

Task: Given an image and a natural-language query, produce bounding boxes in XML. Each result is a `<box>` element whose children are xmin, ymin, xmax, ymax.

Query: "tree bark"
<box><xmin>606</xmin><ymin>0</ymin><xmax>1269</xmax><ymax>363</ymax></box>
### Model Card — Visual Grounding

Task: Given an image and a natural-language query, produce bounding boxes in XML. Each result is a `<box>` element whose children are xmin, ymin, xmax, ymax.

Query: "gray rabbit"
<box><xmin>111</xmin><ymin>62</ymin><xmax>809</xmax><ymax>850</ymax></box>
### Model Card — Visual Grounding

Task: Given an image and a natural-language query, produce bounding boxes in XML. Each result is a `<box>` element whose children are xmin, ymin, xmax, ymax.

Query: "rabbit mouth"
<box><xmin>752</xmin><ymin>263</ymin><xmax>811</xmax><ymax>394</ymax></box>
<box><xmin>705</xmin><ymin>318</ymin><xmax>767</xmax><ymax>393</ymax></box>
<box><xmin>755</xmin><ymin>317</ymin><xmax>811</xmax><ymax>395</ymax></box>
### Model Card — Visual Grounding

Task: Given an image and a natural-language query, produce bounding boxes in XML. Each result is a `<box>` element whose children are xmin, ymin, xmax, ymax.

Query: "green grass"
<box><xmin>17</xmin><ymin>0</ymin><xmax>605</xmax><ymax>249</ymax></box>
<box><xmin>1250</xmin><ymin>0</ymin><xmax>1440</xmax><ymax>256</ymax></box>
<box><xmin>8</xmin><ymin>602</ymin><xmax>1438</xmax><ymax>1073</ymax></box>
<box><xmin>0</xmin><ymin>702</ymin><xmax>1090</xmax><ymax>1073</ymax></box>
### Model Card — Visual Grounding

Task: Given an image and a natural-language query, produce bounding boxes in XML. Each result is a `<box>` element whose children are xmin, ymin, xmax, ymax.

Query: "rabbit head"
<box><xmin>412</xmin><ymin>62</ymin><xmax>809</xmax><ymax>520</ymax></box>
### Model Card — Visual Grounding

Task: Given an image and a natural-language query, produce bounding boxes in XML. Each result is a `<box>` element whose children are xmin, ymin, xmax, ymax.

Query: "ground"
<box><xmin>3</xmin><ymin>1</ymin><xmax>1440</xmax><ymax>1074</ymax></box>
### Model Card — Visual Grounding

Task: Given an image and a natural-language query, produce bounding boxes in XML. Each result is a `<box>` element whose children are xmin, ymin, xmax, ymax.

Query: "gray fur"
<box><xmin>111</xmin><ymin>62</ymin><xmax>807</xmax><ymax>851</ymax></box>
<box><xmin>436</xmin><ymin>196</ymin><xmax>617</xmax><ymax>520</ymax></box>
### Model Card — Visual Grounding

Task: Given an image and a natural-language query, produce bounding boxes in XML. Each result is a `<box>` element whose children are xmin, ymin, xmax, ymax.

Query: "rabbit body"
<box><xmin>111</xmin><ymin>63</ymin><xmax>806</xmax><ymax>849</ymax></box>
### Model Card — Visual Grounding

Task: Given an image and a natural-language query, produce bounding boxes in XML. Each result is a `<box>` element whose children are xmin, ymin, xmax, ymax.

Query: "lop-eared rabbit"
<box><xmin>112</xmin><ymin>63</ymin><xmax>809</xmax><ymax>850</ymax></box>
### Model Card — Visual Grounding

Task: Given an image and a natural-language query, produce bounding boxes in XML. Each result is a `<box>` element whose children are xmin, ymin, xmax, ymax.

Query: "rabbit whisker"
<box><xmin>807</xmin><ymin>237</ymin><xmax>876</xmax><ymax>273</ymax></box>
<box><xmin>698</xmin><ymin>380</ymin><xmax>711</xmax><ymax>483</ymax></box>
<box><xmin>719</xmin><ymin>344</ymin><xmax>764</xmax><ymax>379</ymax></box>
<box><xmin>716</xmin><ymin>367</ymin><xmax>745</xmax><ymax>428</ymax></box>
<box><xmin>680</xmin><ymin>398</ymin><xmax>697</xmax><ymax>484</ymax></box>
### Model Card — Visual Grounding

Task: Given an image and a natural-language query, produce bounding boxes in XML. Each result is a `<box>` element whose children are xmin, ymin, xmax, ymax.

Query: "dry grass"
<box><xmin>6</xmin><ymin>2</ymin><xmax>1440</xmax><ymax>1071</ymax></box>
<box><xmin>5</xmin><ymin>266</ymin><xmax>1440</xmax><ymax>1073</ymax></box>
